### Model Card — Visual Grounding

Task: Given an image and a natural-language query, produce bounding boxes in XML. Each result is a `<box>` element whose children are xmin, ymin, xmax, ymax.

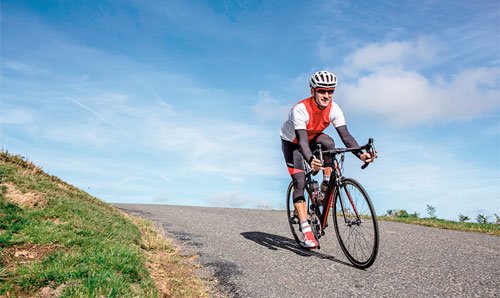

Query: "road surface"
<box><xmin>115</xmin><ymin>204</ymin><xmax>499</xmax><ymax>298</ymax></box>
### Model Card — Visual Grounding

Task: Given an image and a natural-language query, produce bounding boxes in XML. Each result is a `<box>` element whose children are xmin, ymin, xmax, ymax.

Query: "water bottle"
<box><xmin>318</xmin><ymin>180</ymin><xmax>329</xmax><ymax>203</ymax></box>
<box><xmin>311</xmin><ymin>181</ymin><xmax>319</xmax><ymax>200</ymax></box>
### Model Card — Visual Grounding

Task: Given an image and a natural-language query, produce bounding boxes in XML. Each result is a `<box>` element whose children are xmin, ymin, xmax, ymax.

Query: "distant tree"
<box><xmin>458</xmin><ymin>214</ymin><xmax>470</xmax><ymax>223</ymax></box>
<box><xmin>385</xmin><ymin>209</ymin><xmax>416</xmax><ymax>218</ymax></box>
<box><xmin>426</xmin><ymin>205</ymin><xmax>437</xmax><ymax>218</ymax></box>
<box><xmin>476</xmin><ymin>214</ymin><xmax>489</xmax><ymax>224</ymax></box>
<box><xmin>395</xmin><ymin>209</ymin><xmax>408</xmax><ymax>218</ymax></box>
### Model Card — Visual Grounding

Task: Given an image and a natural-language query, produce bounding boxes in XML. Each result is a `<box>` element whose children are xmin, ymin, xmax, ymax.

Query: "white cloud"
<box><xmin>351</xmin><ymin>133</ymin><xmax>500</xmax><ymax>220</ymax></box>
<box><xmin>330</xmin><ymin>37</ymin><xmax>499</xmax><ymax>125</ymax></box>
<box><xmin>42</xmin><ymin>122</ymin><xmax>115</xmax><ymax>147</ymax></box>
<box><xmin>5</xmin><ymin>6</ymin><xmax>497</xmax><ymax>215</ymax></box>
<box><xmin>208</xmin><ymin>191</ymin><xmax>253</xmax><ymax>208</ymax></box>
<box><xmin>0</xmin><ymin>107</ymin><xmax>35</xmax><ymax>124</ymax></box>
<box><xmin>340</xmin><ymin>66</ymin><xmax>499</xmax><ymax>125</ymax></box>
<box><xmin>340</xmin><ymin>37</ymin><xmax>441</xmax><ymax>77</ymax></box>
<box><xmin>3</xmin><ymin>61</ymin><xmax>34</xmax><ymax>72</ymax></box>
<box><xmin>143</xmin><ymin>115</ymin><xmax>283</xmax><ymax>179</ymax></box>
<box><xmin>252</xmin><ymin>91</ymin><xmax>290</xmax><ymax>121</ymax></box>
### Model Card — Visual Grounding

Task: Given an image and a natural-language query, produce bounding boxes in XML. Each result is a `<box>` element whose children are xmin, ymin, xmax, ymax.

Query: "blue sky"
<box><xmin>1</xmin><ymin>0</ymin><xmax>499</xmax><ymax>221</ymax></box>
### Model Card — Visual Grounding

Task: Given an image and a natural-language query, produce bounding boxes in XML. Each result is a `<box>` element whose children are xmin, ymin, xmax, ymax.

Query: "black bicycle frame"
<box><xmin>318</xmin><ymin>153</ymin><xmax>370</xmax><ymax>228</ymax></box>
<box><xmin>307</xmin><ymin>138</ymin><xmax>374</xmax><ymax>231</ymax></box>
<box><xmin>318</xmin><ymin>159</ymin><xmax>342</xmax><ymax>229</ymax></box>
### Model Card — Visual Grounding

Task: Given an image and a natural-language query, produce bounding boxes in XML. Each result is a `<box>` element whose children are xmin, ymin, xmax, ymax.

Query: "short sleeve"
<box><xmin>291</xmin><ymin>103</ymin><xmax>308</xmax><ymax>130</ymax></box>
<box><xmin>330</xmin><ymin>102</ymin><xmax>346</xmax><ymax>128</ymax></box>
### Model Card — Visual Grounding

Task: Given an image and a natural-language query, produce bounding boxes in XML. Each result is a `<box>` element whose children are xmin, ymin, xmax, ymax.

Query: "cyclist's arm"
<box><xmin>335</xmin><ymin>125</ymin><xmax>362</xmax><ymax>158</ymax></box>
<box><xmin>295</xmin><ymin>129</ymin><xmax>314</xmax><ymax>163</ymax></box>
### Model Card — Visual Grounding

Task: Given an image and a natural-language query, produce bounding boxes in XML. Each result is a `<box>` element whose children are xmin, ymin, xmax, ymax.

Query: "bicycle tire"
<box><xmin>332</xmin><ymin>178</ymin><xmax>379</xmax><ymax>268</ymax></box>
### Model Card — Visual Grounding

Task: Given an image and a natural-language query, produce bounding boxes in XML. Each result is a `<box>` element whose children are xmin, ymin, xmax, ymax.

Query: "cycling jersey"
<box><xmin>280</xmin><ymin>96</ymin><xmax>346</xmax><ymax>143</ymax></box>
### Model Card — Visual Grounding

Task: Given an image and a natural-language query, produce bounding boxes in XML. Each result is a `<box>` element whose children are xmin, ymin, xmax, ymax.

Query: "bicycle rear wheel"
<box><xmin>333</xmin><ymin>178</ymin><xmax>379</xmax><ymax>268</ymax></box>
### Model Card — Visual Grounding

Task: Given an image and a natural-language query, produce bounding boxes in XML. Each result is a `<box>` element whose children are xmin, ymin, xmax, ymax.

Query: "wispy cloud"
<box><xmin>0</xmin><ymin>106</ymin><xmax>35</xmax><ymax>124</ymax></box>
<box><xmin>2</xmin><ymin>1</ymin><xmax>498</xmax><ymax>216</ymax></box>
<box><xmin>252</xmin><ymin>91</ymin><xmax>290</xmax><ymax>121</ymax></box>
<box><xmin>65</xmin><ymin>97</ymin><xmax>131</xmax><ymax>135</ymax></box>
<box><xmin>351</xmin><ymin>132</ymin><xmax>500</xmax><ymax>220</ymax></box>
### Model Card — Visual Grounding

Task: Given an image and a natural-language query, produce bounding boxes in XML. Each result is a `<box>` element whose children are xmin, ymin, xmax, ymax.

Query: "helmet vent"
<box><xmin>310</xmin><ymin>70</ymin><xmax>337</xmax><ymax>89</ymax></box>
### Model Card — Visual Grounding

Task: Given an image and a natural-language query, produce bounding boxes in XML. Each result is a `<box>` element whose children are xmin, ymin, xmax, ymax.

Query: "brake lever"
<box><xmin>361</xmin><ymin>138</ymin><xmax>374</xmax><ymax>170</ymax></box>
<box><xmin>312</xmin><ymin>144</ymin><xmax>323</xmax><ymax>175</ymax></box>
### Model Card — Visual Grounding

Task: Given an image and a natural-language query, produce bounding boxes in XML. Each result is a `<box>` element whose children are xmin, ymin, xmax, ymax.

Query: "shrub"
<box><xmin>476</xmin><ymin>214</ymin><xmax>489</xmax><ymax>224</ymax></box>
<box><xmin>385</xmin><ymin>209</ymin><xmax>417</xmax><ymax>218</ymax></box>
<box><xmin>458</xmin><ymin>214</ymin><xmax>470</xmax><ymax>223</ymax></box>
<box><xmin>426</xmin><ymin>205</ymin><xmax>437</xmax><ymax>218</ymax></box>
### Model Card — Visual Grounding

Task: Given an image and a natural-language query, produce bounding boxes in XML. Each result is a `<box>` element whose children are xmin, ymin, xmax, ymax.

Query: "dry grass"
<box><xmin>3</xmin><ymin>182</ymin><xmax>47</xmax><ymax>208</ymax></box>
<box><xmin>123</xmin><ymin>213</ymin><xmax>210</xmax><ymax>298</ymax></box>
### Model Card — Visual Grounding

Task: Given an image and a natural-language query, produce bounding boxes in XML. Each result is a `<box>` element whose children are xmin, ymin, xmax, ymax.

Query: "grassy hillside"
<box><xmin>0</xmin><ymin>152</ymin><xmax>208</xmax><ymax>297</ymax></box>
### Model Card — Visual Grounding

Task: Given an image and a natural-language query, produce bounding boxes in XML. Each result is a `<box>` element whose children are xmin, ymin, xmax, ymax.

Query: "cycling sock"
<box><xmin>321</xmin><ymin>178</ymin><xmax>329</xmax><ymax>194</ymax></box>
<box><xmin>300</xmin><ymin>220</ymin><xmax>311</xmax><ymax>233</ymax></box>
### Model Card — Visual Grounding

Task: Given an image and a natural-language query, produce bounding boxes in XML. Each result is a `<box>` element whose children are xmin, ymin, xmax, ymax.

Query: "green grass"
<box><xmin>378</xmin><ymin>215</ymin><xmax>500</xmax><ymax>236</ymax></box>
<box><xmin>0</xmin><ymin>152</ymin><xmax>208</xmax><ymax>297</ymax></box>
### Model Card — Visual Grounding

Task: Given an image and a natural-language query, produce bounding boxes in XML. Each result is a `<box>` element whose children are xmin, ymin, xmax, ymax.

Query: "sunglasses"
<box><xmin>316</xmin><ymin>89</ymin><xmax>335</xmax><ymax>95</ymax></box>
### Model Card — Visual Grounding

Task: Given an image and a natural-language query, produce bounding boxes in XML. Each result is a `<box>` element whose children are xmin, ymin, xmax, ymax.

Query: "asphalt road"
<box><xmin>115</xmin><ymin>204</ymin><xmax>499</xmax><ymax>298</ymax></box>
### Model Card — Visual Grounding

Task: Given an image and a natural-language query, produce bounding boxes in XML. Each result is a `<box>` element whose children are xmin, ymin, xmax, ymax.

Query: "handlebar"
<box><xmin>313</xmin><ymin>138</ymin><xmax>376</xmax><ymax>170</ymax></box>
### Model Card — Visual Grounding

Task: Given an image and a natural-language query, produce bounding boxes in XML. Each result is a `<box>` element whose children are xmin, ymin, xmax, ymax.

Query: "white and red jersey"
<box><xmin>280</xmin><ymin>96</ymin><xmax>346</xmax><ymax>143</ymax></box>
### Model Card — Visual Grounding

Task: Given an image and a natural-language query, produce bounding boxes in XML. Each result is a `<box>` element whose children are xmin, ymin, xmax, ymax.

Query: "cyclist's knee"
<box><xmin>292</xmin><ymin>173</ymin><xmax>305</xmax><ymax>189</ymax></box>
<box><xmin>293</xmin><ymin>196</ymin><xmax>306</xmax><ymax>204</ymax></box>
<box><xmin>291</xmin><ymin>173</ymin><xmax>306</xmax><ymax>201</ymax></box>
<box><xmin>317</xmin><ymin>134</ymin><xmax>335</xmax><ymax>149</ymax></box>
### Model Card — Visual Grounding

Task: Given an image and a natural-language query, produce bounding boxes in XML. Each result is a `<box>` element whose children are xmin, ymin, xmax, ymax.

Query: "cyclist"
<box><xmin>280</xmin><ymin>70</ymin><xmax>376</xmax><ymax>249</ymax></box>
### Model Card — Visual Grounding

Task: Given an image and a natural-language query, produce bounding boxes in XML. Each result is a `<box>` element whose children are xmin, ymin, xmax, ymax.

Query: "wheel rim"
<box><xmin>333</xmin><ymin>180</ymin><xmax>378</xmax><ymax>266</ymax></box>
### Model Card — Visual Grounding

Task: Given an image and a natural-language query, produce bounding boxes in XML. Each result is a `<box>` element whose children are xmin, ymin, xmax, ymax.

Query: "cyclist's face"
<box><xmin>313</xmin><ymin>88</ymin><xmax>334</xmax><ymax>109</ymax></box>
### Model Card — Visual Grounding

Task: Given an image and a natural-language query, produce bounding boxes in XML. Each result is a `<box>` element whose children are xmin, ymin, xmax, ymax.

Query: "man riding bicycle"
<box><xmin>280</xmin><ymin>70</ymin><xmax>376</xmax><ymax>249</ymax></box>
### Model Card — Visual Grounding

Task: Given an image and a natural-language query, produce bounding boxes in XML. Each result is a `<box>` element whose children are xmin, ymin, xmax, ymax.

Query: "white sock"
<box><xmin>300</xmin><ymin>221</ymin><xmax>311</xmax><ymax>233</ymax></box>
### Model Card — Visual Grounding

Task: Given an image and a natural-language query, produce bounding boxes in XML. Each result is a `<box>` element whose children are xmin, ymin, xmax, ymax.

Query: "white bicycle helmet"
<box><xmin>309</xmin><ymin>70</ymin><xmax>337</xmax><ymax>89</ymax></box>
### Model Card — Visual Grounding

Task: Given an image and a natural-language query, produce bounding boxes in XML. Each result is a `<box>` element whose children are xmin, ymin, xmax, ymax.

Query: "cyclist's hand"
<box><xmin>310</xmin><ymin>157</ymin><xmax>324</xmax><ymax>171</ymax></box>
<box><xmin>360</xmin><ymin>152</ymin><xmax>377</xmax><ymax>163</ymax></box>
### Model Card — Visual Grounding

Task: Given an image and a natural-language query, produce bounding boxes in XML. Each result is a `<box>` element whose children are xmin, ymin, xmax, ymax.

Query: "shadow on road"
<box><xmin>241</xmin><ymin>231</ymin><xmax>354</xmax><ymax>268</ymax></box>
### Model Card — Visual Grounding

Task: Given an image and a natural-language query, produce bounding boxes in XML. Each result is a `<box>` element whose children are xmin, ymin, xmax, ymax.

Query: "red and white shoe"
<box><xmin>301</xmin><ymin>231</ymin><xmax>318</xmax><ymax>249</ymax></box>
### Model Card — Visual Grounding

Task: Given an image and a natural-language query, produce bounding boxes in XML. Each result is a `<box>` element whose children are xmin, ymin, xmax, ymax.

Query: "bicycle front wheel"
<box><xmin>333</xmin><ymin>178</ymin><xmax>379</xmax><ymax>268</ymax></box>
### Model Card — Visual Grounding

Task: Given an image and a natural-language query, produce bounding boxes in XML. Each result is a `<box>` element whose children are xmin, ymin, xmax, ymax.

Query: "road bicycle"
<box><xmin>286</xmin><ymin>138</ymin><xmax>379</xmax><ymax>269</ymax></box>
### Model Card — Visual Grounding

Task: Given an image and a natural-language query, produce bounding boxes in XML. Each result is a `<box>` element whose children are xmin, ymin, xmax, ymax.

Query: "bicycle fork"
<box><xmin>339</xmin><ymin>184</ymin><xmax>362</xmax><ymax>226</ymax></box>
<box><xmin>320</xmin><ymin>182</ymin><xmax>362</xmax><ymax>229</ymax></box>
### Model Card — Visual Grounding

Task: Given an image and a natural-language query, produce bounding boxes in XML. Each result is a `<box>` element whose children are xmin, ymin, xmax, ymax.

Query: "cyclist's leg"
<box><xmin>282</xmin><ymin>140</ymin><xmax>318</xmax><ymax>247</ymax></box>
<box><xmin>282</xmin><ymin>140</ymin><xmax>308</xmax><ymax>223</ymax></box>
<box><xmin>290</xmin><ymin>173</ymin><xmax>307</xmax><ymax>220</ymax></box>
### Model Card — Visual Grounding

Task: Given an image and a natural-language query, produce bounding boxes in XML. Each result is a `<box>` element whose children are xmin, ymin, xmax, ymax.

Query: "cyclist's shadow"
<box><xmin>240</xmin><ymin>231</ymin><xmax>354</xmax><ymax>268</ymax></box>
